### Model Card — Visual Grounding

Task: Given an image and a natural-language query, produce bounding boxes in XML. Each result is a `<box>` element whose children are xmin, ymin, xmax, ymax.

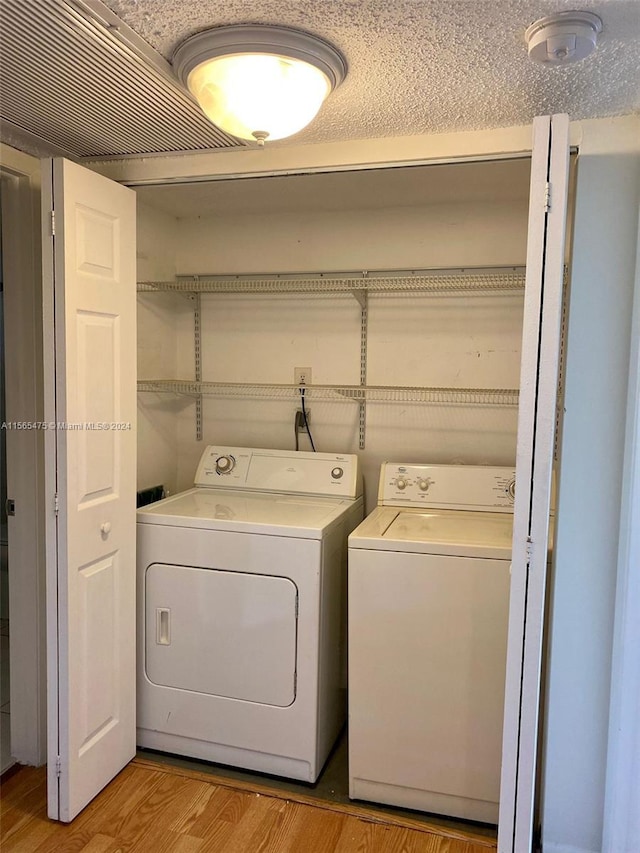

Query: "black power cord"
<box><xmin>294</xmin><ymin>410</ymin><xmax>303</xmax><ymax>451</ymax></box>
<box><xmin>299</xmin><ymin>386</ymin><xmax>316</xmax><ymax>451</ymax></box>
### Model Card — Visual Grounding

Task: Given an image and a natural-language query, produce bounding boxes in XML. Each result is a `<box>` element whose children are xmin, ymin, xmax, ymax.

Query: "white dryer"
<box><xmin>348</xmin><ymin>463</ymin><xmax>516</xmax><ymax>824</ymax></box>
<box><xmin>137</xmin><ymin>446</ymin><xmax>363</xmax><ymax>782</ymax></box>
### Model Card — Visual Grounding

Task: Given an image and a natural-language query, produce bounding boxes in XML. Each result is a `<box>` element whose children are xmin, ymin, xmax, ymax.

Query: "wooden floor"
<box><xmin>1</xmin><ymin>760</ymin><xmax>498</xmax><ymax>852</ymax></box>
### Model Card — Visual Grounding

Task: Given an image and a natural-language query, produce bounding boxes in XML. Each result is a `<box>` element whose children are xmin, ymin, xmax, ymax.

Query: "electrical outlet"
<box><xmin>294</xmin><ymin>367</ymin><xmax>312</xmax><ymax>385</ymax></box>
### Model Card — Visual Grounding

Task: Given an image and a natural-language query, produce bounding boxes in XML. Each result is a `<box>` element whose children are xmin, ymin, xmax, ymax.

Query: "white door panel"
<box><xmin>499</xmin><ymin>115</ymin><xmax>570</xmax><ymax>852</ymax></box>
<box><xmin>43</xmin><ymin>158</ymin><xmax>136</xmax><ymax>822</ymax></box>
<box><xmin>145</xmin><ymin>564</ymin><xmax>298</xmax><ymax>707</ymax></box>
<box><xmin>349</xmin><ymin>548</ymin><xmax>510</xmax><ymax>822</ymax></box>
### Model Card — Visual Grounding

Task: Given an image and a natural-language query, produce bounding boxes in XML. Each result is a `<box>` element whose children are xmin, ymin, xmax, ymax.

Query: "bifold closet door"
<box><xmin>498</xmin><ymin>114</ymin><xmax>570</xmax><ymax>853</ymax></box>
<box><xmin>42</xmin><ymin>158</ymin><xmax>137</xmax><ymax>822</ymax></box>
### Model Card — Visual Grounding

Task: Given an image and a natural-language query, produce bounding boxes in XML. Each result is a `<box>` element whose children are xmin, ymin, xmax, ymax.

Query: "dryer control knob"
<box><xmin>396</xmin><ymin>477</ymin><xmax>408</xmax><ymax>490</ymax></box>
<box><xmin>507</xmin><ymin>478</ymin><xmax>516</xmax><ymax>500</ymax></box>
<box><xmin>331</xmin><ymin>467</ymin><xmax>344</xmax><ymax>479</ymax></box>
<box><xmin>418</xmin><ymin>478</ymin><xmax>431</xmax><ymax>492</ymax></box>
<box><xmin>215</xmin><ymin>455</ymin><xmax>235</xmax><ymax>474</ymax></box>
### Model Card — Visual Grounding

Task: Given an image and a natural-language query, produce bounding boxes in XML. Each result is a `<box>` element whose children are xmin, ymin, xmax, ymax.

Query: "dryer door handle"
<box><xmin>156</xmin><ymin>608</ymin><xmax>171</xmax><ymax>645</ymax></box>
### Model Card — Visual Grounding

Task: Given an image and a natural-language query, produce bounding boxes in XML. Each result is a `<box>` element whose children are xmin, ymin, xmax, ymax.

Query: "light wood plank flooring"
<box><xmin>1</xmin><ymin>760</ymin><xmax>498</xmax><ymax>852</ymax></box>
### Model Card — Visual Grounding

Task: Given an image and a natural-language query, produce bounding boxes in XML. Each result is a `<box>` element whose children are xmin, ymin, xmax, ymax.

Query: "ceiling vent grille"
<box><xmin>0</xmin><ymin>0</ymin><xmax>245</xmax><ymax>158</ymax></box>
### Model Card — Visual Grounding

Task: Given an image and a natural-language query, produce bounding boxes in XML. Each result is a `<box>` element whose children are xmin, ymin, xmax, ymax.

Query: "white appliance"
<box><xmin>137</xmin><ymin>446</ymin><xmax>363</xmax><ymax>782</ymax></box>
<box><xmin>348</xmin><ymin>463</ymin><xmax>516</xmax><ymax>824</ymax></box>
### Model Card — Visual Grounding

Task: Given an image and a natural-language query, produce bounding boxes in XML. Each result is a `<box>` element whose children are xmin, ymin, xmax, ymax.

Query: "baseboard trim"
<box><xmin>542</xmin><ymin>842</ymin><xmax>600</xmax><ymax>853</ymax></box>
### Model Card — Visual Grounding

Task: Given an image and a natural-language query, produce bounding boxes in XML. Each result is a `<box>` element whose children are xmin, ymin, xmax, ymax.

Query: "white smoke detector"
<box><xmin>525</xmin><ymin>11</ymin><xmax>603</xmax><ymax>65</ymax></box>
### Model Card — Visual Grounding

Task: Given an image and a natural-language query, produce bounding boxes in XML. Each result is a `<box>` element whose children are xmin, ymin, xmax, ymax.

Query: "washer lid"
<box><xmin>137</xmin><ymin>487</ymin><xmax>360</xmax><ymax>538</ymax></box>
<box><xmin>349</xmin><ymin>506</ymin><xmax>513</xmax><ymax>558</ymax></box>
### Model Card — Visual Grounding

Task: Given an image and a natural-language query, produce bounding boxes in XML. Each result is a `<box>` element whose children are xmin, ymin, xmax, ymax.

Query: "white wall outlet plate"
<box><xmin>294</xmin><ymin>367</ymin><xmax>312</xmax><ymax>385</ymax></box>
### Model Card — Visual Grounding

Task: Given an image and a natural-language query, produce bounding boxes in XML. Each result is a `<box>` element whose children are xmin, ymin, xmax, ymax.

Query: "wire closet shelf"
<box><xmin>137</xmin><ymin>380</ymin><xmax>519</xmax><ymax>407</ymax></box>
<box><xmin>137</xmin><ymin>266</ymin><xmax>526</xmax><ymax>296</ymax></box>
<box><xmin>137</xmin><ymin>266</ymin><xmax>524</xmax><ymax>446</ymax></box>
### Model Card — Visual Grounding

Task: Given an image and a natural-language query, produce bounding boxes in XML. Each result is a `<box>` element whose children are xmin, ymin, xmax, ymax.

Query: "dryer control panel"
<box><xmin>195</xmin><ymin>446</ymin><xmax>362</xmax><ymax>499</ymax></box>
<box><xmin>379</xmin><ymin>463</ymin><xmax>516</xmax><ymax>511</ymax></box>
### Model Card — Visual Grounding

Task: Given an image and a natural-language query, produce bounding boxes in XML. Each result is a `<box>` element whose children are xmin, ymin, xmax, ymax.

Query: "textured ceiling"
<box><xmin>104</xmin><ymin>0</ymin><xmax>640</xmax><ymax>146</ymax></box>
<box><xmin>1</xmin><ymin>0</ymin><xmax>638</xmax><ymax>159</ymax></box>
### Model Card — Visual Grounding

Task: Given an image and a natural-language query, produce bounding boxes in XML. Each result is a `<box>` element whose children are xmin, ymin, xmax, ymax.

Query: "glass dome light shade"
<box><xmin>173</xmin><ymin>25</ymin><xmax>347</xmax><ymax>144</ymax></box>
<box><xmin>187</xmin><ymin>53</ymin><xmax>332</xmax><ymax>142</ymax></box>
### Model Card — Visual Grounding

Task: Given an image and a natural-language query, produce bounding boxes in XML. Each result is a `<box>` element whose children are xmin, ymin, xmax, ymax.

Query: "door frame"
<box><xmin>116</xmin><ymin>130</ymin><xmax>568</xmax><ymax>846</ymax></box>
<box><xmin>0</xmin><ymin>144</ymin><xmax>47</xmax><ymax>766</ymax></box>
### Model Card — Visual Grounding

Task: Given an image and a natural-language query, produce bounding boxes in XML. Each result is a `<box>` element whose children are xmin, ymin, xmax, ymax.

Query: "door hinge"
<box><xmin>544</xmin><ymin>182</ymin><xmax>551</xmax><ymax>212</ymax></box>
<box><xmin>5</xmin><ymin>499</ymin><xmax>15</xmax><ymax>517</ymax></box>
<box><xmin>526</xmin><ymin>537</ymin><xmax>534</xmax><ymax>561</ymax></box>
<box><xmin>55</xmin><ymin>756</ymin><xmax>62</xmax><ymax>778</ymax></box>
<box><xmin>54</xmin><ymin>493</ymin><xmax>59</xmax><ymax>516</ymax></box>
<box><xmin>50</xmin><ymin>210</ymin><xmax>56</xmax><ymax>236</ymax></box>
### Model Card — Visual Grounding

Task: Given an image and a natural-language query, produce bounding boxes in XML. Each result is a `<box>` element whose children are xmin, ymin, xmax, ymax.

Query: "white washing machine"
<box><xmin>137</xmin><ymin>446</ymin><xmax>363</xmax><ymax>782</ymax></box>
<box><xmin>348</xmin><ymin>463</ymin><xmax>516</xmax><ymax>824</ymax></box>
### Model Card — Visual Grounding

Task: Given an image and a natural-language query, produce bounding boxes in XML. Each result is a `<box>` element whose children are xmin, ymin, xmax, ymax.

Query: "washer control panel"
<box><xmin>379</xmin><ymin>463</ymin><xmax>516</xmax><ymax>511</ymax></box>
<box><xmin>214</xmin><ymin>454</ymin><xmax>236</xmax><ymax>475</ymax></box>
<box><xmin>194</xmin><ymin>446</ymin><xmax>362</xmax><ymax>498</ymax></box>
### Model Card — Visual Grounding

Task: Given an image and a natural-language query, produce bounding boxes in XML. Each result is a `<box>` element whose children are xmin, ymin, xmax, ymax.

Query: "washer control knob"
<box><xmin>215</xmin><ymin>455</ymin><xmax>235</xmax><ymax>475</ymax></box>
<box><xmin>507</xmin><ymin>478</ymin><xmax>516</xmax><ymax>500</ymax></box>
<box><xmin>331</xmin><ymin>467</ymin><xmax>344</xmax><ymax>479</ymax></box>
<box><xmin>417</xmin><ymin>478</ymin><xmax>431</xmax><ymax>492</ymax></box>
<box><xmin>396</xmin><ymin>477</ymin><xmax>408</xmax><ymax>490</ymax></box>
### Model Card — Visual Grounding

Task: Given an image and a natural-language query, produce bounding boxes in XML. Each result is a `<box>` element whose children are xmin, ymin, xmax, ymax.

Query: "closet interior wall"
<box><xmin>137</xmin><ymin>202</ymin><xmax>182</xmax><ymax>496</ymax></box>
<box><xmin>136</xmin><ymin>161</ymin><xmax>532</xmax><ymax>511</ymax></box>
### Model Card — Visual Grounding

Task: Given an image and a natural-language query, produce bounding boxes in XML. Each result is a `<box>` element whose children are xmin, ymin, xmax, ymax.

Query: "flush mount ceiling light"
<box><xmin>525</xmin><ymin>11</ymin><xmax>603</xmax><ymax>65</ymax></box>
<box><xmin>173</xmin><ymin>24</ymin><xmax>347</xmax><ymax>145</ymax></box>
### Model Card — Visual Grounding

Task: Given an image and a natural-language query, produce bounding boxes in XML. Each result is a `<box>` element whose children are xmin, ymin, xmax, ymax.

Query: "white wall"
<box><xmin>541</xmin><ymin>117</ymin><xmax>640</xmax><ymax>853</ymax></box>
<box><xmin>177</xmin><ymin>201</ymin><xmax>528</xmax><ymax>275</ymax></box>
<box><xmin>602</xmin><ymin>201</ymin><xmax>640</xmax><ymax>853</ymax></box>
<box><xmin>168</xmin><ymin>186</ymin><xmax>529</xmax><ymax>510</ymax></box>
<box><xmin>136</xmin><ymin>202</ymin><xmax>182</xmax><ymax>495</ymax></box>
